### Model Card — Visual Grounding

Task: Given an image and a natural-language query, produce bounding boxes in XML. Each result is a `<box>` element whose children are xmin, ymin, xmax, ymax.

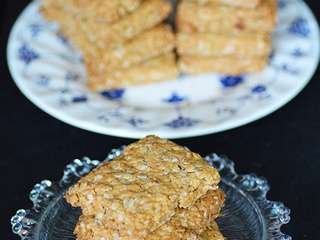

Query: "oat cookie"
<box><xmin>87</xmin><ymin>53</ymin><xmax>178</xmax><ymax>91</ymax></box>
<box><xmin>194</xmin><ymin>0</ymin><xmax>261</xmax><ymax>8</ymax></box>
<box><xmin>65</xmin><ymin>136</ymin><xmax>221</xmax><ymax>239</ymax></box>
<box><xmin>42</xmin><ymin>0</ymin><xmax>172</xmax><ymax>50</ymax></box>
<box><xmin>85</xmin><ymin>25</ymin><xmax>175</xmax><ymax>73</ymax></box>
<box><xmin>42</xmin><ymin>0</ymin><xmax>142</xmax><ymax>24</ymax></box>
<box><xmin>177</xmin><ymin>0</ymin><xmax>277</xmax><ymax>34</ymax></box>
<box><xmin>177</xmin><ymin>32</ymin><xmax>271</xmax><ymax>57</ymax></box>
<box><xmin>179</xmin><ymin>55</ymin><xmax>268</xmax><ymax>75</ymax></box>
<box><xmin>74</xmin><ymin>189</ymin><xmax>224</xmax><ymax>240</ymax></box>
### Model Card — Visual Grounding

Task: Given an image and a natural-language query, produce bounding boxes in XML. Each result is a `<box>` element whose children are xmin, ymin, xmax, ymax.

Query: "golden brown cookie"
<box><xmin>74</xmin><ymin>189</ymin><xmax>224</xmax><ymax>240</ymax></box>
<box><xmin>160</xmin><ymin>189</ymin><xmax>225</xmax><ymax>234</ymax></box>
<box><xmin>177</xmin><ymin>32</ymin><xmax>271</xmax><ymax>57</ymax></box>
<box><xmin>41</xmin><ymin>5</ymin><xmax>95</xmax><ymax>55</ymax></box>
<box><xmin>95</xmin><ymin>25</ymin><xmax>176</xmax><ymax>70</ymax></box>
<box><xmin>110</xmin><ymin>0</ymin><xmax>172</xmax><ymax>41</ymax></box>
<box><xmin>42</xmin><ymin>0</ymin><xmax>142</xmax><ymax>24</ymax></box>
<box><xmin>194</xmin><ymin>0</ymin><xmax>261</xmax><ymax>8</ymax></box>
<box><xmin>179</xmin><ymin>55</ymin><xmax>268</xmax><ymax>75</ymax></box>
<box><xmin>177</xmin><ymin>0</ymin><xmax>277</xmax><ymax>34</ymax></box>
<box><xmin>77</xmin><ymin>0</ymin><xmax>172</xmax><ymax>49</ymax></box>
<box><xmin>75</xmin><ymin>215</ymin><xmax>200</xmax><ymax>240</ymax></box>
<box><xmin>200</xmin><ymin>221</ymin><xmax>225</xmax><ymax>240</ymax></box>
<box><xmin>87</xmin><ymin>53</ymin><xmax>178</xmax><ymax>91</ymax></box>
<box><xmin>42</xmin><ymin>0</ymin><xmax>172</xmax><ymax>50</ymax></box>
<box><xmin>65</xmin><ymin>136</ymin><xmax>221</xmax><ymax>240</ymax></box>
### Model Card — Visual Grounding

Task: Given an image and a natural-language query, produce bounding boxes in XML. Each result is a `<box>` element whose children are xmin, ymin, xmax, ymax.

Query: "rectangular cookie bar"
<box><xmin>42</xmin><ymin>0</ymin><xmax>141</xmax><ymax>24</ymax></box>
<box><xmin>193</xmin><ymin>0</ymin><xmax>261</xmax><ymax>8</ymax></box>
<box><xmin>177</xmin><ymin>32</ymin><xmax>271</xmax><ymax>57</ymax></box>
<box><xmin>150</xmin><ymin>221</ymin><xmax>225</xmax><ymax>240</ymax></box>
<box><xmin>41</xmin><ymin>6</ymin><xmax>176</xmax><ymax>90</ymax></box>
<box><xmin>65</xmin><ymin>136</ymin><xmax>221</xmax><ymax>240</ymax></box>
<box><xmin>42</xmin><ymin>0</ymin><xmax>172</xmax><ymax>50</ymax></box>
<box><xmin>179</xmin><ymin>55</ymin><xmax>268</xmax><ymax>75</ymax></box>
<box><xmin>97</xmin><ymin>25</ymin><xmax>176</xmax><ymax>70</ymax></box>
<box><xmin>41</xmin><ymin>6</ymin><xmax>118</xmax><ymax>58</ymax></box>
<box><xmin>41</xmin><ymin>5</ymin><xmax>95</xmax><ymax>56</ymax></box>
<box><xmin>75</xmin><ymin>215</ymin><xmax>202</xmax><ymax>240</ymax></box>
<box><xmin>111</xmin><ymin>0</ymin><xmax>172</xmax><ymax>40</ymax></box>
<box><xmin>74</xmin><ymin>189</ymin><xmax>225</xmax><ymax>240</ymax></box>
<box><xmin>177</xmin><ymin>0</ymin><xmax>277</xmax><ymax>34</ymax></box>
<box><xmin>155</xmin><ymin>189</ymin><xmax>225</xmax><ymax>235</ymax></box>
<box><xmin>87</xmin><ymin>53</ymin><xmax>178</xmax><ymax>91</ymax></box>
<box><xmin>79</xmin><ymin>0</ymin><xmax>172</xmax><ymax>49</ymax></box>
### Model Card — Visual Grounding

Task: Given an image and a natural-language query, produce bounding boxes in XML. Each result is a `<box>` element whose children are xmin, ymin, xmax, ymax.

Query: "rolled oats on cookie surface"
<box><xmin>65</xmin><ymin>136</ymin><xmax>223</xmax><ymax>240</ymax></box>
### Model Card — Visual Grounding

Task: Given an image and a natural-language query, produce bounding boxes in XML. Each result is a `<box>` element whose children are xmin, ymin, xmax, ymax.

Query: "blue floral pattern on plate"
<box><xmin>165</xmin><ymin>116</ymin><xmax>199</xmax><ymax>129</ymax></box>
<box><xmin>18</xmin><ymin>43</ymin><xmax>39</xmax><ymax>65</ymax></box>
<box><xmin>163</xmin><ymin>92</ymin><xmax>188</xmax><ymax>104</ymax></box>
<box><xmin>288</xmin><ymin>17</ymin><xmax>310</xmax><ymax>37</ymax></box>
<box><xmin>220</xmin><ymin>75</ymin><xmax>245</xmax><ymax>88</ymax></box>
<box><xmin>6</xmin><ymin>0</ymin><xmax>320</xmax><ymax>138</ymax></box>
<box><xmin>101</xmin><ymin>89</ymin><xmax>125</xmax><ymax>100</ymax></box>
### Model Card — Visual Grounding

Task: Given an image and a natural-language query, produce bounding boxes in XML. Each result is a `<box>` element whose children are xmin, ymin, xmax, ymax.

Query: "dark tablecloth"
<box><xmin>1</xmin><ymin>0</ymin><xmax>320</xmax><ymax>239</ymax></box>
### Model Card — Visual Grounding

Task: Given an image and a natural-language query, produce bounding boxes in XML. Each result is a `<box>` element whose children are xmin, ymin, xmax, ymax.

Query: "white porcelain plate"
<box><xmin>7</xmin><ymin>0</ymin><xmax>320</xmax><ymax>138</ymax></box>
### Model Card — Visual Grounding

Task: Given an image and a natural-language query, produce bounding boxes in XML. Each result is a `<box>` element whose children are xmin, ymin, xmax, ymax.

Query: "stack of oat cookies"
<box><xmin>65</xmin><ymin>136</ymin><xmax>225</xmax><ymax>240</ymax></box>
<box><xmin>41</xmin><ymin>0</ymin><xmax>178</xmax><ymax>91</ymax></box>
<box><xmin>177</xmin><ymin>0</ymin><xmax>277</xmax><ymax>75</ymax></box>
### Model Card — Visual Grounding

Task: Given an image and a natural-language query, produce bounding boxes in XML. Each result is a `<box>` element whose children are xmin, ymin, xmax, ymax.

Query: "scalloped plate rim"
<box><xmin>10</xmin><ymin>152</ymin><xmax>292</xmax><ymax>240</ymax></box>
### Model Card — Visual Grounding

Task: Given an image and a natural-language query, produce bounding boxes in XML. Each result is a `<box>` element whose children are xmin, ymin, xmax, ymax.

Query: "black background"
<box><xmin>1</xmin><ymin>0</ymin><xmax>320</xmax><ymax>239</ymax></box>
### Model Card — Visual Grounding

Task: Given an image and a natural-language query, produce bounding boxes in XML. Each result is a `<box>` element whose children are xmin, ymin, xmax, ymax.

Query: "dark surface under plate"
<box><xmin>1</xmin><ymin>0</ymin><xmax>320</xmax><ymax>239</ymax></box>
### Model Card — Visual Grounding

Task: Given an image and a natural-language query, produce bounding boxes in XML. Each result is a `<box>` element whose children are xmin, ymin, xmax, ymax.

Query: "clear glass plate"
<box><xmin>11</xmin><ymin>148</ymin><xmax>291</xmax><ymax>240</ymax></box>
